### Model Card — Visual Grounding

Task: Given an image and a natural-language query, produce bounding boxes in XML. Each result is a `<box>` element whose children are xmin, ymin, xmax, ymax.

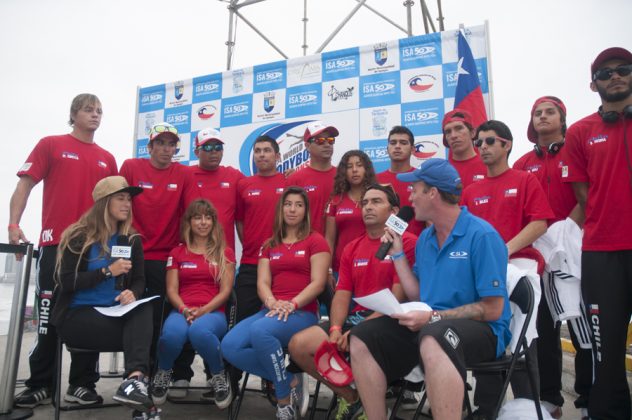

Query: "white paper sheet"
<box><xmin>94</xmin><ymin>295</ymin><xmax>160</xmax><ymax>317</ymax></box>
<box><xmin>353</xmin><ymin>289</ymin><xmax>431</xmax><ymax>315</ymax></box>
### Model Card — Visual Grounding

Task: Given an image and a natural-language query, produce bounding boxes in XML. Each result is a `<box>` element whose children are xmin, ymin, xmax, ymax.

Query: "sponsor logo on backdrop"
<box><xmin>144</xmin><ymin>112</ymin><xmax>158</xmax><ymax>136</ymax></box>
<box><xmin>374</xmin><ymin>43</ymin><xmax>388</xmax><ymax>66</ymax></box>
<box><xmin>363</xmin><ymin>81</ymin><xmax>396</xmax><ymax>96</ymax></box>
<box><xmin>232</xmin><ymin>69</ymin><xmax>245</xmax><ymax>94</ymax></box>
<box><xmin>288</xmin><ymin>62</ymin><xmax>321</xmax><ymax>84</ymax></box>
<box><xmin>257</xmin><ymin>71</ymin><xmax>283</xmax><ymax>84</ymax></box>
<box><xmin>166</xmin><ymin>112</ymin><xmax>189</xmax><ymax>125</ymax></box>
<box><xmin>197</xmin><ymin>105</ymin><xmax>217</xmax><ymax>120</ymax></box>
<box><xmin>325</xmin><ymin>57</ymin><xmax>355</xmax><ymax>71</ymax></box>
<box><xmin>408</xmin><ymin>74</ymin><xmax>436</xmax><ymax>92</ymax></box>
<box><xmin>402</xmin><ymin>45</ymin><xmax>436</xmax><ymax>59</ymax></box>
<box><xmin>263</xmin><ymin>92</ymin><xmax>275</xmax><ymax>113</ymax></box>
<box><xmin>327</xmin><ymin>85</ymin><xmax>354</xmax><ymax>102</ymax></box>
<box><xmin>372</xmin><ymin>108</ymin><xmax>388</xmax><ymax>137</ymax></box>
<box><xmin>141</xmin><ymin>92</ymin><xmax>163</xmax><ymax>107</ymax></box>
<box><xmin>174</xmin><ymin>81</ymin><xmax>184</xmax><ymax>100</ymax></box>
<box><xmin>288</xmin><ymin>93</ymin><xmax>318</xmax><ymax>106</ymax></box>
<box><xmin>413</xmin><ymin>141</ymin><xmax>439</xmax><ymax>159</ymax></box>
<box><xmin>195</xmin><ymin>81</ymin><xmax>220</xmax><ymax>96</ymax></box>
<box><xmin>224</xmin><ymin>103</ymin><xmax>249</xmax><ymax>115</ymax></box>
<box><xmin>404</xmin><ymin>110</ymin><xmax>439</xmax><ymax>124</ymax></box>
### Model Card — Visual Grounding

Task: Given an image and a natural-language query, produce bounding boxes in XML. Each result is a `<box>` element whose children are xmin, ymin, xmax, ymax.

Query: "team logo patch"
<box><xmin>248</xmin><ymin>189</ymin><xmax>262</xmax><ymax>196</ymax></box>
<box><xmin>337</xmin><ymin>208</ymin><xmax>354</xmax><ymax>215</ymax></box>
<box><xmin>353</xmin><ymin>258</ymin><xmax>369</xmax><ymax>267</ymax></box>
<box><xmin>97</xmin><ymin>160</ymin><xmax>108</xmax><ymax>168</ymax></box>
<box><xmin>62</xmin><ymin>151</ymin><xmax>79</xmax><ymax>160</ymax></box>
<box><xmin>444</xmin><ymin>328</ymin><xmax>460</xmax><ymax>349</ymax></box>
<box><xmin>304</xmin><ymin>185</ymin><xmax>317</xmax><ymax>192</ymax></box>
<box><xmin>525</xmin><ymin>164</ymin><xmax>540</xmax><ymax>173</ymax></box>
<box><xmin>139</xmin><ymin>181</ymin><xmax>153</xmax><ymax>189</ymax></box>
<box><xmin>270</xmin><ymin>252</ymin><xmax>283</xmax><ymax>260</ymax></box>
<box><xmin>197</xmin><ymin>181</ymin><xmax>203</xmax><ymax>188</ymax></box>
<box><xmin>588</xmin><ymin>135</ymin><xmax>607</xmax><ymax>145</ymax></box>
<box><xmin>473</xmin><ymin>195</ymin><xmax>490</xmax><ymax>205</ymax></box>
<box><xmin>472</xmin><ymin>174</ymin><xmax>485</xmax><ymax>181</ymax></box>
<box><xmin>492</xmin><ymin>280</ymin><xmax>500</xmax><ymax>287</ymax></box>
<box><xmin>220</xmin><ymin>182</ymin><xmax>230</xmax><ymax>189</ymax></box>
<box><xmin>276</xmin><ymin>187</ymin><xmax>284</xmax><ymax>194</ymax></box>
<box><xmin>295</xmin><ymin>250</ymin><xmax>306</xmax><ymax>257</ymax></box>
<box><xmin>448</xmin><ymin>251</ymin><xmax>468</xmax><ymax>259</ymax></box>
<box><xmin>561</xmin><ymin>165</ymin><xmax>568</xmax><ymax>178</ymax></box>
<box><xmin>180</xmin><ymin>262</ymin><xmax>197</xmax><ymax>269</ymax></box>
<box><xmin>167</xmin><ymin>183</ymin><xmax>178</xmax><ymax>191</ymax></box>
<box><xmin>19</xmin><ymin>162</ymin><xmax>32</xmax><ymax>172</ymax></box>
<box><xmin>166</xmin><ymin>256</ymin><xmax>173</xmax><ymax>267</ymax></box>
<box><xmin>504</xmin><ymin>188</ymin><xmax>517</xmax><ymax>197</ymax></box>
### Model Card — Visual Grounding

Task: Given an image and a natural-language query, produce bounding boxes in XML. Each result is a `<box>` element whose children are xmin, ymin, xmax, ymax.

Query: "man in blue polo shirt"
<box><xmin>349</xmin><ymin>158</ymin><xmax>511</xmax><ymax>420</ymax></box>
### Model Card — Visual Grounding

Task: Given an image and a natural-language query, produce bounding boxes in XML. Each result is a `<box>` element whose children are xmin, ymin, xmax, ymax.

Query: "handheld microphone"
<box><xmin>375</xmin><ymin>206</ymin><xmax>414</xmax><ymax>260</ymax></box>
<box><xmin>111</xmin><ymin>235</ymin><xmax>131</xmax><ymax>290</ymax></box>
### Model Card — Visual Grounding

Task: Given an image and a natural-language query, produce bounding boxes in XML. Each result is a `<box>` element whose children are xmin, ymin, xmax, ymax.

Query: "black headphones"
<box><xmin>599</xmin><ymin>104</ymin><xmax>632</xmax><ymax>123</ymax></box>
<box><xmin>533</xmin><ymin>142</ymin><xmax>564</xmax><ymax>157</ymax></box>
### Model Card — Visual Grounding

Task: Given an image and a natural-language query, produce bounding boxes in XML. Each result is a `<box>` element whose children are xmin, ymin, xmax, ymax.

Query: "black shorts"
<box><xmin>351</xmin><ymin>316</ymin><xmax>497</xmax><ymax>383</ymax></box>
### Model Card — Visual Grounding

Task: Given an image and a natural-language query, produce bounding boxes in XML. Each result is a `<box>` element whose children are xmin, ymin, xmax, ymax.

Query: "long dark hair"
<box><xmin>266</xmin><ymin>186</ymin><xmax>311</xmax><ymax>248</ymax></box>
<box><xmin>330</xmin><ymin>150</ymin><xmax>376</xmax><ymax>204</ymax></box>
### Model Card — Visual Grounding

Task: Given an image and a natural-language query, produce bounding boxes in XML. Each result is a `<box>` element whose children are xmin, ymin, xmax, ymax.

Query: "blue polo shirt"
<box><xmin>414</xmin><ymin>207</ymin><xmax>511</xmax><ymax>357</ymax></box>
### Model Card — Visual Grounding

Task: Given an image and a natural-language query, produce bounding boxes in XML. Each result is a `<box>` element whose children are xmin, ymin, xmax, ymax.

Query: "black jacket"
<box><xmin>50</xmin><ymin>234</ymin><xmax>145</xmax><ymax>326</ymax></box>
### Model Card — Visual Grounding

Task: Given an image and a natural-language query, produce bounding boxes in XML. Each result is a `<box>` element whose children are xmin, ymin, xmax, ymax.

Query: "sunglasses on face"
<box><xmin>199</xmin><ymin>143</ymin><xmax>223</xmax><ymax>152</ymax></box>
<box><xmin>310</xmin><ymin>137</ymin><xmax>336</xmax><ymax>145</ymax></box>
<box><xmin>593</xmin><ymin>64</ymin><xmax>632</xmax><ymax>81</ymax></box>
<box><xmin>474</xmin><ymin>136</ymin><xmax>509</xmax><ymax>148</ymax></box>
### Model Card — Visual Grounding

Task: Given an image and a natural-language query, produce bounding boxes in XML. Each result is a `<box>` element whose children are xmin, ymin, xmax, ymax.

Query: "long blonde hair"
<box><xmin>180</xmin><ymin>199</ymin><xmax>228</xmax><ymax>282</ymax></box>
<box><xmin>55</xmin><ymin>194</ymin><xmax>136</xmax><ymax>285</ymax></box>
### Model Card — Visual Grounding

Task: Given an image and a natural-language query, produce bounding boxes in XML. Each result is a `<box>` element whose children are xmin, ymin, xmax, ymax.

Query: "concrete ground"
<box><xmin>1</xmin><ymin>332</ymin><xmax>591</xmax><ymax>419</ymax></box>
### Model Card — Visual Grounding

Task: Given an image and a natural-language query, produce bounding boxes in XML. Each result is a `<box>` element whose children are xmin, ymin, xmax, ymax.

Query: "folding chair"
<box><xmin>465</xmin><ymin>276</ymin><xmax>543</xmax><ymax>420</ymax></box>
<box><xmin>53</xmin><ymin>336</ymin><xmax>120</xmax><ymax>420</ymax></box>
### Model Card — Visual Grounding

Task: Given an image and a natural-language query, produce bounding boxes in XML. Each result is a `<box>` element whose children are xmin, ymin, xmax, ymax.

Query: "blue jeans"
<box><xmin>158</xmin><ymin>310</ymin><xmax>227</xmax><ymax>374</ymax></box>
<box><xmin>221</xmin><ymin>309</ymin><xmax>317</xmax><ymax>399</ymax></box>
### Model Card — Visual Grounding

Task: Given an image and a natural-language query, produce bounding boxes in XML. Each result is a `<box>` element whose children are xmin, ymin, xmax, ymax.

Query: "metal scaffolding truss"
<box><xmin>220</xmin><ymin>0</ymin><xmax>446</xmax><ymax>70</ymax></box>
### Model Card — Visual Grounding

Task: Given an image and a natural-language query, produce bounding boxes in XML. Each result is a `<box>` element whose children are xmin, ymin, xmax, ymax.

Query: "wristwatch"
<box><xmin>429</xmin><ymin>310</ymin><xmax>442</xmax><ymax>324</ymax></box>
<box><xmin>103</xmin><ymin>266</ymin><xmax>113</xmax><ymax>278</ymax></box>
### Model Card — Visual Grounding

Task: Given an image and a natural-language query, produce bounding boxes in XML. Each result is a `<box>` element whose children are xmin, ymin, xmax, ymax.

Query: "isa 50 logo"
<box><xmin>221</xmin><ymin>95</ymin><xmax>252</xmax><ymax>127</ymax></box>
<box><xmin>398</xmin><ymin>33</ymin><xmax>442</xmax><ymax>69</ymax></box>
<box><xmin>359</xmin><ymin>74</ymin><xmax>400</xmax><ymax>108</ymax></box>
<box><xmin>138</xmin><ymin>85</ymin><xmax>165</xmax><ymax>113</ymax></box>
<box><xmin>322</xmin><ymin>47</ymin><xmax>359</xmax><ymax>81</ymax></box>
<box><xmin>193</xmin><ymin>74</ymin><xmax>222</xmax><ymax>103</ymax></box>
<box><xmin>254</xmin><ymin>61</ymin><xmax>286</xmax><ymax>92</ymax></box>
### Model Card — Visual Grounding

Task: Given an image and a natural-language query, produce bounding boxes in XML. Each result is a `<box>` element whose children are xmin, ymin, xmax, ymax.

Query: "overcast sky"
<box><xmin>1</xmin><ymin>0</ymin><xmax>631</xmax><ymax>247</ymax></box>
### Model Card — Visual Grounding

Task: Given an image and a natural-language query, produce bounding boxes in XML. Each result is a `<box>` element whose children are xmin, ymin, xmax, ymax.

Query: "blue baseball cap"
<box><xmin>396</xmin><ymin>158</ymin><xmax>462</xmax><ymax>195</ymax></box>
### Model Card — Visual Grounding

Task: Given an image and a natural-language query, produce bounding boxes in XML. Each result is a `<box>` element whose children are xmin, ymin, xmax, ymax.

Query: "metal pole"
<box><xmin>316</xmin><ymin>0</ymin><xmax>367</xmax><ymax>53</ymax></box>
<box><xmin>420</xmin><ymin>0</ymin><xmax>437</xmax><ymax>33</ymax></box>
<box><xmin>356</xmin><ymin>0</ymin><xmax>408</xmax><ymax>34</ymax></box>
<box><xmin>226</xmin><ymin>2</ymin><xmax>237</xmax><ymax>70</ymax></box>
<box><xmin>302</xmin><ymin>0</ymin><xmax>308</xmax><ymax>56</ymax></box>
<box><xmin>234</xmin><ymin>0</ymin><xmax>266</xmax><ymax>8</ymax></box>
<box><xmin>419</xmin><ymin>0</ymin><xmax>429</xmax><ymax>34</ymax></box>
<box><xmin>233</xmin><ymin>9</ymin><xmax>289</xmax><ymax>59</ymax></box>
<box><xmin>484</xmin><ymin>20</ymin><xmax>495</xmax><ymax>119</ymax></box>
<box><xmin>0</xmin><ymin>244</ymin><xmax>34</xmax><ymax>417</ymax></box>
<box><xmin>436</xmin><ymin>0</ymin><xmax>445</xmax><ymax>31</ymax></box>
<box><xmin>404</xmin><ymin>0</ymin><xmax>414</xmax><ymax>36</ymax></box>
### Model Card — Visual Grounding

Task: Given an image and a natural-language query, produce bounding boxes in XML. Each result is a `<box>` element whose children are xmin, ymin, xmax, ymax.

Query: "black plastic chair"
<box><xmin>53</xmin><ymin>337</ymin><xmax>120</xmax><ymax>420</ymax></box>
<box><xmin>463</xmin><ymin>276</ymin><xmax>543</xmax><ymax>420</ymax></box>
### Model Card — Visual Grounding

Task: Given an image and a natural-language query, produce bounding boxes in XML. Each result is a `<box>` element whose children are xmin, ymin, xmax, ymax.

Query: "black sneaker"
<box><xmin>64</xmin><ymin>385</ymin><xmax>103</xmax><ymax>405</ymax></box>
<box><xmin>151</xmin><ymin>368</ymin><xmax>172</xmax><ymax>405</ymax></box>
<box><xmin>200</xmin><ymin>378</ymin><xmax>215</xmax><ymax>401</ymax></box>
<box><xmin>210</xmin><ymin>371</ymin><xmax>233</xmax><ymax>410</ymax></box>
<box><xmin>114</xmin><ymin>376</ymin><xmax>153</xmax><ymax>411</ymax></box>
<box><xmin>276</xmin><ymin>403</ymin><xmax>297</xmax><ymax>420</ymax></box>
<box><xmin>400</xmin><ymin>389</ymin><xmax>419</xmax><ymax>410</ymax></box>
<box><xmin>14</xmin><ymin>387</ymin><xmax>52</xmax><ymax>408</ymax></box>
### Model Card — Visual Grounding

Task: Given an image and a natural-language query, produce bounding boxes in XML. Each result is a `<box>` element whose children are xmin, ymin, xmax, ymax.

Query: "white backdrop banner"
<box><xmin>134</xmin><ymin>24</ymin><xmax>491</xmax><ymax>174</ymax></box>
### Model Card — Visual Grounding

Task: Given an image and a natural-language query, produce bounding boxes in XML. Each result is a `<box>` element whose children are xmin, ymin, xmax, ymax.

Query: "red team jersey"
<box><xmin>17</xmin><ymin>134</ymin><xmax>117</xmax><ymax>246</ymax></box>
<box><xmin>119</xmin><ymin>159</ymin><xmax>200</xmax><ymax>260</ymax></box>
<box><xmin>337</xmin><ymin>231</ymin><xmax>417</xmax><ymax>313</ymax></box>
<box><xmin>449</xmin><ymin>154</ymin><xmax>487</xmax><ymax>188</ymax></box>
<box><xmin>376</xmin><ymin>169</ymin><xmax>424</xmax><ymax>235</ymax></box>
<box><xmin>189</xmin><ymin>165</ymin><xmax>245</xmax><ymax>250</ymax></box>
<box><xmin>236</xmin><ymin>173</ymin><xmax>286</xmax><ymax>265</ymax></box>
<box><xmin>562</xmin><ymin>112</ymin><xmax>632</xmax><ymax>251</ymax></box>
<box><xmin>259</xmin><ymin>232</ymin><xmax>330</xmax><ymax>314</ymax></box>
<box><xmin>286</xmin><ymin>166</ymin><xmax>336</xmax><ymax>235</ymax></box>
<box><xmin>166</xmin><ymin>244</ymin><xmax>236</xmax><ymax>311</ymax></box>
<box><xmin>513</xmin><ymin>147</ymin><xmax>577</xmax><ymax>223</ymax></box>
<box><xmin>326</xmin><ymin>194</ymin><xmax>365</xmax><ymax>272</ymax></box>
<box><xmin>461</xmin><ymin>168</ymin><xmax>554</xmax><ymax>272</ymax></box>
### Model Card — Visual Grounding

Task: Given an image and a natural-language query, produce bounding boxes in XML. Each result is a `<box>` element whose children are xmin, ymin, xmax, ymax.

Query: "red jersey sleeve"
<box><xmin>336</xmin><ymin>242</ymin><xmax>353</xmax><ymax>292</ymax></box>
<box><xmin>523</xmin><ymin>173</ymin><xmax>555</xmax><ymax>223</ymax></box>
<box><xmin>235</xmin><ymin>179</ymin><xmax>245</xmax><ymax>222</ymax></box>
<box><xmin>224</xmin><ymin>247</ymin><xmax>236</xmax><ymax>264</ymax></box>
<box><xmin>166</xmin><ymin>246</ymin><xmax>180</xmax><ymax>270</ymax></box>
<box><xmin>562</xmin><ymin>124</ymin><xmax>589</xmax><ymax>183</ymax></box>
<box><xmin>181</xmin><ymin>168</ymin><xmax>201</xmax><ymax>208</ymax></box>
<box><xmin>17</xmin><ymin>137</ymin><xmax>52</xmax><ymax>183</ymax></box>
<box><xmin>308</xmin><ymin>232</ymin><xmax>331</xmax><ymax>255</ymax></box>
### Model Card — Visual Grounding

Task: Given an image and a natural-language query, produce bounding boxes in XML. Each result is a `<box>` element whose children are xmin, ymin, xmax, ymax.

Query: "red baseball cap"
<box><xmin>303</xmin><ymin>121</ymin><xmax>339</xmax><ymax>143</ymax></box>
<box><xmin>527</xmin><ymin>96</ymin><xmax>567</xmax><ymax>143</ymax></box>
<box><xmin>314</xmin><ymin>340</ymin><xmax>353</xmax><ymax>387</ymax></box>
<box><xmin>441</xmin><ymin>109</ymin><xmax>474</xmax><ymax>147</ymax></box>
<box><xmin>591</xmin><ymin>47</ymin><xmax>632</xmax><ymax>78</ymax></box>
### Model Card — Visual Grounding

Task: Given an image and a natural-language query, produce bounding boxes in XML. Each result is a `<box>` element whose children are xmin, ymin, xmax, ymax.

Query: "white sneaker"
<box><xmin>167</xmin><ymin>379</ymin><xmax>189</xmax><ymax>399</ymax></box>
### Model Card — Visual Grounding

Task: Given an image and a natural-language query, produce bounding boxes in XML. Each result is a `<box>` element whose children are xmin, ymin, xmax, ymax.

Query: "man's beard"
<box><xmin>597</xmin><ymin>79</ymin><xmax>632</xmax><ymax>103</ymax></box>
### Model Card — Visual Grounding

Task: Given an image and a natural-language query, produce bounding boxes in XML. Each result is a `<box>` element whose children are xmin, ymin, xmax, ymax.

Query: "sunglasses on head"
<box><xmin>310</xmin><ymin>137</ymin><xmax>336</xmax><ymax>145</ymax></box>
<box><xmin>199</xmin><ymin>143</ymin><xmax>223</xmax><ymax>152</ymax></box>
<box><xmin>474</xmin><ymin>136</ymin><xmax>509</xmax><ymax>148</ymax></box>
<box><xmin>151</xmin><ymin>124</ymin><xmax>178</xmax><ymax>135</ymax></box>
<box><xmin>593</xmin><ymin>64</ymin><xmax>632</xmax><ymax>81</ymax></box>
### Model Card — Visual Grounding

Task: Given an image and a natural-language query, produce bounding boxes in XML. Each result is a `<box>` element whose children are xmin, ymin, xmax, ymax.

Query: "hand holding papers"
<box><xmin>94</xmin><ymin>295</ymin><xmax>159</xmax><ymax>317</ymax></box>
<box><xmin>353</xmin><ymin>289</ymin><xmax>431</xmax><ymax>315</ymax></box>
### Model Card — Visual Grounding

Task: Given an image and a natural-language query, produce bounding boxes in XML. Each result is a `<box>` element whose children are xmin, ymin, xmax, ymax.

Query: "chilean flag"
<box><xmin>454</xmin><ymin>30</ymin><xmax>487</xmax><ymax>127</ymax></box>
